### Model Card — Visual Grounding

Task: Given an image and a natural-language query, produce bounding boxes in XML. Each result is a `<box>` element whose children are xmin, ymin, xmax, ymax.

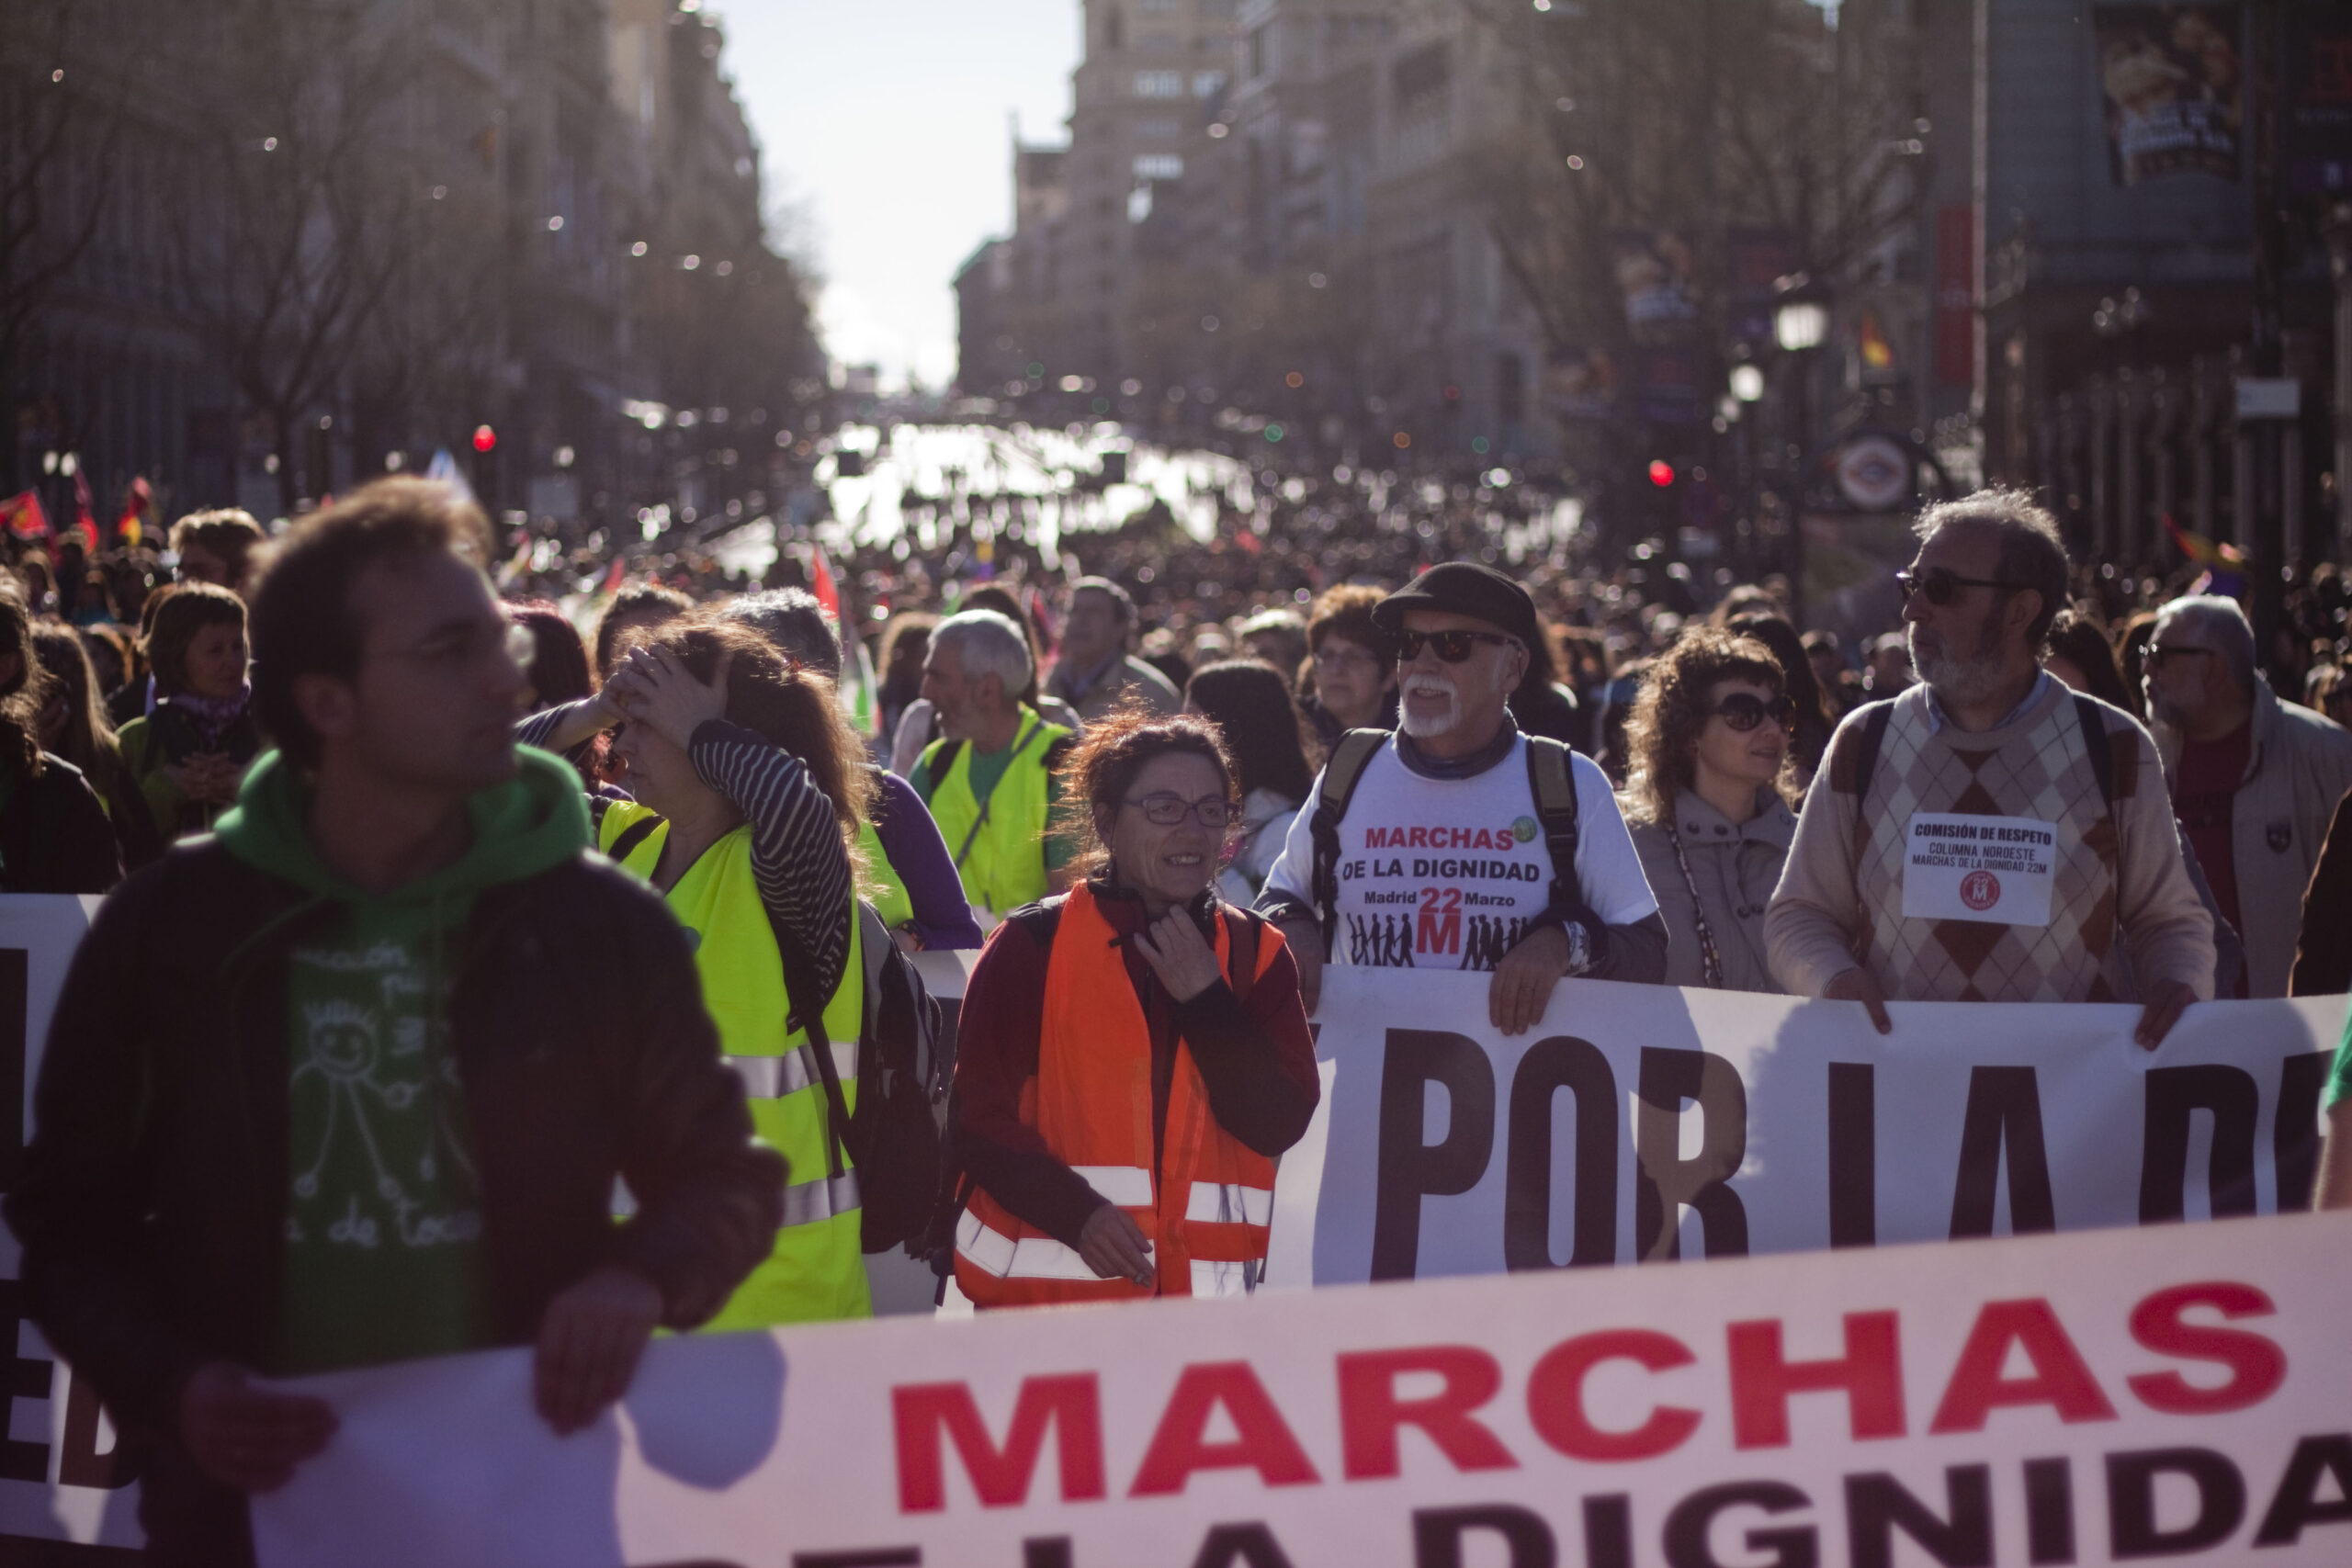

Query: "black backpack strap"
<box><xmin>1850</xmin><ymin>700</ymin><xmax>1896</xmax><ymax>805</ymax></box>
<box><xmin>766</xmin><ymin>909</ymin><xmax>850</xmax><ymax>1181</ymax></box>
<box><xmin>1522</xmin><ymin>735</ymin><xmax>1582</xmax><ymax>912</ymax></box>
<box><xmin>2074</xmin><ymin>694</ymin><xmax>2116</xmax><ymax>813</ymax></box>
<box><xmin>1308</xmin><ymin>728</ymin><xmax>1390</xmax><ymax>951</ymax></box>
<box><xmin>922</xmin><ymin>739</ymin><xmax>964</xmax><ymax>798</ymax></box>
<box><xmin>1223</xmin><ymin>904</ymin><xmax>1263</xmax><ymax>1002</ymax></box>
<box><xmin>605</xmin><ymin>815</ymin><xmax>661</xmax><ymax>865</ymax></box>
<box><xmin>1005</xmin><ymin>899</ymin><xmax>1063</xmax><ymax>951</ymax></box>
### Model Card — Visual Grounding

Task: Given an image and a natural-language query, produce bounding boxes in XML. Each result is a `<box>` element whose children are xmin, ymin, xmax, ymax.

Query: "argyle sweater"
<box><xmin>1766</xmin><ymin>680</ymin><xmax>2214</xmax><ymax>1003</ymax></box>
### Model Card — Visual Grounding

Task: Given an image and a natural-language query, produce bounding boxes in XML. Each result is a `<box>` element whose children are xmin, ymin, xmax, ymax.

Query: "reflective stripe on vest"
<box><xmin>919</xmin><ymin>709</ymin><xmax>1069</xmax><ymax>916</ymax></box>
<box><xmin>598</xmin><ymin>802</ymin><xmax>872</xmax><ymax>1325</ymax></box>
<box><xmin>956</xmin><ymin>884</ymin><xmax>1283</xmax><ymax>1309</ymax></box>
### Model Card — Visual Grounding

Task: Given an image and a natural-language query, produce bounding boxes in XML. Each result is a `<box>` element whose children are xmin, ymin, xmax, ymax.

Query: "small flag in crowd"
<box><xmin>0</xmin><ymin>491</ymin><xmax>49</xmax><ymax>540</ymax></box>
<box><xmin>424</xmin><ymin>447</ymin><xmax>478</xmax><ymax>507</ymax></box>
<box><xmin>117</xmin><ymin>476</ymin><xmax>153</xmax><ymax>547</ymax></box>
<box><xmin>69</xmin><ymin>470</ymin><xmax>100</xmax><ymax>555</ymax></box>
<box><xmin>805</xmin><ymin>542</ymin><xmax>875</xmax><ymax>734</ymax></box>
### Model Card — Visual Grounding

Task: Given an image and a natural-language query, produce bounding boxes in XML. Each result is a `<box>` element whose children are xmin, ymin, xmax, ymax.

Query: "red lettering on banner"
<box><xmin>1336</xmin><ymin>1346</ymin><xmax>1517</xmax><ymax>1479</ymax></box>
<box><xmin>893</xmin><ymin>1375</ymin><xmax>1106</xmax><ymax>1513</ymax></box>
<box><xmin>1129</xmin><ymin>1362</ymin><xmax>1321</xmax><ymax>1496</ymax></box>
<box><xmin>1726</xmin><ymin>1312</ymin><xmax>1906</xmax><ymax>1449</ymax></box>
<box><xmin>1524</xmin><ymin>1329</ymin><xmax>1702</xmax><ymax>1461</ymax></box>
<box><xmin>1928</xmin><ymin>1298</ymin><xmax>2119</xmax><ymax>1433</ymax></box>
<box><xmin>2126</xmin><ymin>1280</ymin><xmax>2287</xmax><ymax>1416</ymax></box>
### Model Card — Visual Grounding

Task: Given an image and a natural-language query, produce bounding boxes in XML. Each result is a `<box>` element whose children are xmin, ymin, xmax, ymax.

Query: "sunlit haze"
<box><xmin>713</xmin><ymin>0</ymin><xmax>1080</xmax><ymax>392</ymax></box>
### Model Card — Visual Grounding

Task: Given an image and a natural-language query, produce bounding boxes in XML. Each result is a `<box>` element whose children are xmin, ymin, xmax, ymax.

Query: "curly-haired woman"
<box><xmin>1620</xmin><ymin>627</ymin><xmax>1801</xmax><ymax>991</ymax></box>
<box><xmin>948</xmin><ymin>705</ymin><xmax>1317</xmax><ymax>1308</ymax></box>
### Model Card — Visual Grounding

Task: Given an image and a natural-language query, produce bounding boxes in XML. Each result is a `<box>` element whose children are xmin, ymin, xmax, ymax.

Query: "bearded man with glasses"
<box><xmin>1767</xmin><ymin>490</ymin><xmax>2214</xmax><ymax>1043</ymax></box>
<box><xmin>1255</xmin><ymin>562</ymin><xmax>1667</xmax><ymax>1036</ymax></box>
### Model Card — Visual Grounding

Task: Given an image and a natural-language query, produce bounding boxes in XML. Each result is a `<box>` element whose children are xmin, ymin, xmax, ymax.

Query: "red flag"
<box><xmin>807</xmin><ymin>543</ymin><xmax>842</xmax><ymax>630</ymax></box>
<box><xmin>0</xmin><ymin>491</ymin><xmax>49</xmax><ymax>540</ymax></box>
<box><xmin>116</xmin><ymin>476</ymin><xmax>152</xmax><ymax>546</ymax></box>
<box><xmin>600</xmin><ymin>557</ymin><xmax>627</xmax><ymax>597</ymax></box>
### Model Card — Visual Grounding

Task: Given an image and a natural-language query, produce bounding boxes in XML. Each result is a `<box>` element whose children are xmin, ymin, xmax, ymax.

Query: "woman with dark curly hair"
<box><xmin>948</xmin><ymin>705</ymin><xmax>1317</xmax><ymax>1308</ymax></box>
<box><xmin>2042</xmin><ymin>608</ymin><xmax>2138</xmax><ymax>716</ymax></box>
<box><xmin>525</xmin><ymin>614</ymin><xmax>876</xmax><ymax>1326</ymax></box>
<box><xmin>1620</xmin><ymin>627</ymin><xmax>1799</xmax><ymax>991</ymax></box>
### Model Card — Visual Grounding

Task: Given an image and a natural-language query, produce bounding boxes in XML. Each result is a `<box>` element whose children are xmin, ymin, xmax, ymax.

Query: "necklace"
<box><xmin>1663</xmin><ymin>820</ymin><xmax>1726</xmax><ymax>989</ymax></box>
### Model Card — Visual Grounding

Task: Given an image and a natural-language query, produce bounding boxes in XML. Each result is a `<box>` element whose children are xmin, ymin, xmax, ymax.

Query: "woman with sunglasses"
<box><xmin>1619</xmin><ymin>629</ymin><xmax>1801</xmax><ymax>991</ymax></box>
<box><xmin>948</xmin><ymin>705</ymin><xmax>1317</xmax><ymax>1308</ymax></box>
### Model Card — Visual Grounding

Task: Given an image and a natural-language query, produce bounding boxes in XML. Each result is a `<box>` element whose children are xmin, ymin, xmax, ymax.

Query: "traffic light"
<box><xmin>472</xmin><ymin>424</ymin><xmax>497</xmax><ymax>453</ymax></box>
<box><xmin>1648</xmin><ymin>458</ymin><xmax>1675</xmax><ymax>488</ymax></box>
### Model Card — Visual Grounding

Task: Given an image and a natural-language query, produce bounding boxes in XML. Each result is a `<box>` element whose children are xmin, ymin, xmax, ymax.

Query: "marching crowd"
<box><xmin>6</xmin><ymin>473</ymin><xmax>2352</xmax><ymax>1563</ymax></box>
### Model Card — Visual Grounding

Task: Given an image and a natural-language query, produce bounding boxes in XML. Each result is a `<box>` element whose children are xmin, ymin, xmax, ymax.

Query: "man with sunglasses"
<box><xmin>1768</xmin><ymin>491</ymin><xmax>2214</xmax><ymax>1043</ymax></box>
<box><xmin>2143</xmin><ymin>595</ymin><xmax>2352</xmax><ymax>998</ymax></box>
<box><xmin>1256</xmin><ymin>562</ymin><xmax>1666</xmax><ymax>1034</ymax></box>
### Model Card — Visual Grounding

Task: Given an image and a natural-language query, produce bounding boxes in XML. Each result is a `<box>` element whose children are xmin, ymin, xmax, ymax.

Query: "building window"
<box><xmin>1138</xmin><ymin>32</ymin><xmax>1178</xmax><ymax>51</ymax></box>
<box><xmin>1136</xmin><ymin>118</ymin><xmax>1181</xmax><ymax>138</ymax></box>
<box><xmin>1134</xmin><ymin>70</ymin><xmax>1184</xmax><ymax>97</ymax></box>
<box><xmin>1134</xmin><ymin>153</ymin><xmax>1184</xmax><ymax>180</ymax></box>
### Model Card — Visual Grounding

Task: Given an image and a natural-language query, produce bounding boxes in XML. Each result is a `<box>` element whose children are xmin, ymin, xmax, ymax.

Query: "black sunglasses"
<box><xmin>1712</xmin><ymin>694</ymin><xmax>1797</xmax><ymax>733</ymax></box>
<box><xmin>2145</xmin><ymin>644</ymin><xmax>2214</xmax><ymax>670</ymax></box>
<box><xmin>1896</xmin><ymin>568</ymin><xmax>2021</xmax><ymax>606</ymax></box>
<box><xmin>1396</xmin><ymin>627</ymin><xmax>1520</xmax><ymax>663</ymax></box>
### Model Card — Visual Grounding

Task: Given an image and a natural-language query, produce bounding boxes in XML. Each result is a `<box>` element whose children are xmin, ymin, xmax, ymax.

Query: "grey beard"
<box><xmin>1917</xmin><ymin>649</ymin><xmax>2011</xmax><ymax>706</ymax></box>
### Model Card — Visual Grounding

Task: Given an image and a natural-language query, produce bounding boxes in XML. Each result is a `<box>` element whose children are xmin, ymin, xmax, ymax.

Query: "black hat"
<box><xmin>1372</xmin><ymin>561</ymin><xmax>1541</xmax><ymax>649</ymax></box>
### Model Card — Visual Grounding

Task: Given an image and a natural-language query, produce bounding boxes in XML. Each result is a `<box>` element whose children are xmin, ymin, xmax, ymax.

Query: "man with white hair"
<box><xmin>1257</xmin><ymin>562</ymin><xmax>1666</xmax><ymax>1034</ymax></box>
<box><xmin>915</xmin><ymin>609</ymin><xmax>1079</xmax><ymax>919</ymax></box>
<box><xmin>2143</xmin><ymin>594</ymin><xmax>2352</xmax><ymax>997</ymax></box>
<box><xmin>1768</xmin><ymin>490</ymin><xmax>2214</xmax><ymax>1041</ymax></box>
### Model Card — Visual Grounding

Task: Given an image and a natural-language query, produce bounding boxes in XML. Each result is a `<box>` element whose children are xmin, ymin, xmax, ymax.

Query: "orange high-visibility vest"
<box><xmin>956</xmin><ymin>883</ymin><xmax>1284</xmax><ymax>1308</ymax></box>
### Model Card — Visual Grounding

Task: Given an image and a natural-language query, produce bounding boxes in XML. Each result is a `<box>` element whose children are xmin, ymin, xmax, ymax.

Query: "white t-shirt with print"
<box><xmin>1260</xmin><ymin>734</ymin><xmax>1657</xmax><ymax>972</ymax></box>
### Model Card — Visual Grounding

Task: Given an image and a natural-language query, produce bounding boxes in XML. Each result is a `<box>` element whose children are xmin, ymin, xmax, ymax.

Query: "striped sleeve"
<box><xmin>688</xmin><ymin>719</ymin><xmax>854</xmax><ymax>1003</ymax></box>
<box><xmin>514</xmin><ymin>704</ymin><xmax>571</xmax><ymax>751</ymax></box>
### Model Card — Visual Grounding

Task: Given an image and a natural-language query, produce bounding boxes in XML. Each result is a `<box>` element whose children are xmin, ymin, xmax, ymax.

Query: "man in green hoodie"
<box><xmin>8</xmin><ymin>479</ymin><xmax>784</xmax><ymax>1567</ymax></box>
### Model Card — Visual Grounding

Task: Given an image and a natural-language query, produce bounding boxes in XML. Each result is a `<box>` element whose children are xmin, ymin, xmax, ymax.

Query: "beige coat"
<box><xmin>1628</xmin><ymin>787</ymin><xmax>1797</xmax><ymax>992</ymax></box>
<box><xmin>2154</xmin><ymin>682</ymin><xmax>2352</xmax><ymax>998</ymax></box>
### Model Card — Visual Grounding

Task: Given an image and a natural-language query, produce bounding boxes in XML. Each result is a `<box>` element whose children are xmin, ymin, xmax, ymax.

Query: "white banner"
<box><xmin>1270</xmin><ymin>969</ymin><xmax>2348</xmax><ymax>1286</ymax></box>
<box><xmin>255</xmin><ymin>1211</ymin><xmax>2352</xmax><ymax>1567</ymax></box>
<box><xmin>0</xmin><ymin>896</ymin><xmax>143</xmax><ymax>1556</ymax></box>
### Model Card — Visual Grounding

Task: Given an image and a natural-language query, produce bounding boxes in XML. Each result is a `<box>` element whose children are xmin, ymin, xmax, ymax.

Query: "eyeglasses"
<box><xmin>2146</xmin><ymin>644</ymin><xmax>2214</xmax><ymax>670</ymax></box>
<box><xmin>1711</xmin><ymin>693</ymin><xmax>1797</xmax><ymax>733</ymax></box>
<box><xmin>1896</xmin><ymin>568</ymin><xmax>2022</xmax><ymax>606</ymax></box>
<box><xmin>1124</xmin><ymin>793</ymin><xmax>1239</xmax><ymax>829</ymax></box>
<box><xmin>1396</xmin><ymin>627</ymin><xmax>1520</xmax><ymax>663</ymax></box>
<box><xmin>1311</xmin><ymin>644</ymin><xmax>1377</xmax><ymax>671</ymax></box>
<box><xmin>372</xmin><ymin>621</ymin><xmax>538</xmax><ymax>672</ymax></box>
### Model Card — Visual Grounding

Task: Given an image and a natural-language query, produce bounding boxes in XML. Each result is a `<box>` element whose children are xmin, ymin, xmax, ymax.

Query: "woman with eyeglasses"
<box><xmin>948</xmin><ymin>705</ymin><xmax>1317</xmax><ymax>1308</ymax></box>
<box><xmin>1618</xmin><ymin>628</ymin><xmax>1801</xmax><ymax>992</ymax></box>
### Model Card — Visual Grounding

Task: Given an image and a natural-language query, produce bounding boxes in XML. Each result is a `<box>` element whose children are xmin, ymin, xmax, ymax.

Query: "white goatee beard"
<box><xmin>1910</xmin><ymin>625</ymin><xmax>2008</xmax><ymax>707</ymax></box>
<box><xmin>1398</xmin><ymin>681</ymin><xmax>1463</xmax><ymax>739</ymax></box>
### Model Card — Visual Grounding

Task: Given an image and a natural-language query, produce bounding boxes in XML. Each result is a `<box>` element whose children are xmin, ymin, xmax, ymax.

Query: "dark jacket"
<box><xmin>6</xmin><ymin>839</ymin><xmax>783</xmax><ymax>1562</ymax></box>
<box><xmin>2291</xmin><ymin>784</ymin><xmax>2352</xmax><ymax>996</ymax></box>
<box><xmin>0</xmin><ymin>754</ymin><xmax>121</xmax><ymax>894</ymax></box>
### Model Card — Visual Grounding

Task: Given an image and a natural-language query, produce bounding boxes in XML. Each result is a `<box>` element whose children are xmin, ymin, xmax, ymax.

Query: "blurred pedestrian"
<box><xmin>30</xmin><ymin>625</ymin><xmax>161</xmax><ymax>872</ymax></box>
<box><xmin>168</xmin><ymin>509</ymin><xmax>266</xmax><ymax>598</ymax></box>
<box><xmin>1046</xmin><ymin>577</ymin><xmax>1181</xmax><ymax>723</ymax></box>
<box><xmin>1299</xmin><ymin>583</ymin><xmax>1397</xmax><ymax>747</ymax></box>
<box><xmin>0</xmin><ymin>595</ymin><xmax>119</xmax><ymax>893</ymax></box>
<box><xmin>118</xmin><ymin>582</ymin><xmax>262</xmax><ymax>840</ymax></box>
<box><xmin>1184</xmin><ymin>659</ymin><xmax>1317</xmax><ymax>905</ymax></box>
<box><xmin>915</xmin><ymin>610</ymin><xmax>1080</xmax><ymax>919</ymax></box>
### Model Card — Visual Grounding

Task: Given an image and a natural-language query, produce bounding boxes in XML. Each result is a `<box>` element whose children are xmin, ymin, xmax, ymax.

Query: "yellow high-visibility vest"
<box><xmin>918</xmin><ymin>707</ymin><xmax>1070</xmax><ymax>917</ymax></box>
<box><xmin>599</xmin><ymin>803</ymin><xmax>871</xmax><ymax>1325</ymax></box>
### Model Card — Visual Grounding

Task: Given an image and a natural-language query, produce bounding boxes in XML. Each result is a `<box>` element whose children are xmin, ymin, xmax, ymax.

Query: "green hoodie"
<box><xmin>215</xmin><ymin>746</ymin><xmax>590</xmax><ymax>1376</ymax></box>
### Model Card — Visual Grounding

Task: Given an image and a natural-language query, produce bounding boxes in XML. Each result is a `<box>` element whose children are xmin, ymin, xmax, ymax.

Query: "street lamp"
<box><xmin>1771</xmin><ymin>274</ymin><xmax>1833</xmax><ymax>619</ymax></box>
<box><xmin>1728</xmin><ymin>364</ymin><xmax>1766</xmax><ymax>403</ymax></box>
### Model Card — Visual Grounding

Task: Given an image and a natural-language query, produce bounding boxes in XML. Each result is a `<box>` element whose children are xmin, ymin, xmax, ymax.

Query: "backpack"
<box><xmin>1306</xmin><ymin>728</ymin><xmax>1584</xmax><ymax>950</ymax></box>
<box><xmin>605</xmin><ymin>815</ymin><xmax>947</xmax><ymax>1255</ymax></box>
<box><xmin>922</xmin><ymin>897</ymin><xmax>1266</xmax><ymax>1294</ymax></box>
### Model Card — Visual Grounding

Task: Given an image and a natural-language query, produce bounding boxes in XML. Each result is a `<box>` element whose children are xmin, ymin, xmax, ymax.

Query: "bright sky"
<box><xmin>711</xmin><ymin>0</ymin><xmax>1082</xmax><ymax>392</ymax></box>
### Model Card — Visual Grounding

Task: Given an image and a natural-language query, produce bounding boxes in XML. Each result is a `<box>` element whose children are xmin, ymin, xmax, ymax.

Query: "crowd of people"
<box><xmin>6</xmin><ymin>467</ymin><xmax>2352</xmax><ymax>1565</ymax></box>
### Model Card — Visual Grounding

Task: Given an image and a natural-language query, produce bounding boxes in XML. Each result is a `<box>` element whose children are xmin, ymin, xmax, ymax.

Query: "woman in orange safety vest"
<box><xmin>949</xmin><ymin>705</ymin><xmax>1320</xmax><ymax>1307</ymax></box>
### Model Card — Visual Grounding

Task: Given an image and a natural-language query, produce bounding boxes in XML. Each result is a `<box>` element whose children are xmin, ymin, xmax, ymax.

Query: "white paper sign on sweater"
<box><xmin>1267</xmin><ymin>968</ymin><xmax>2346</xmax><ymax>1288</ymax></box>
<box><xmin>253</xmin><ymin>1212</ymin><xmax>2352</xmax><ymax>1568</ymax></box>
<box><xmin>1901</xmin><ymin>810</ymin><xmax>2062</xmax><ymax>925</ymax></box>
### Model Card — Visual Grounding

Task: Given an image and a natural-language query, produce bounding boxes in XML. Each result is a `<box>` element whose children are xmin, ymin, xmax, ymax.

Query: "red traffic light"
<box><xmin>472</xmin><ymin>424</ymin><xmax>497</xmax><ymax>453</ymax></box>
<box><xmin>1648</xmin><ymin>459</ymin><xmax>1675</xmax><ymax>487</ymax></box>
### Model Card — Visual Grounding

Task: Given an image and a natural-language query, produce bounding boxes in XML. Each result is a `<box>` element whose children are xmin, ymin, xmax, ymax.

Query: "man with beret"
<box><xmin>1256</xmin><ymin>562</ymin><xmax>1667</xmax><ymax>1032</ymax></box>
